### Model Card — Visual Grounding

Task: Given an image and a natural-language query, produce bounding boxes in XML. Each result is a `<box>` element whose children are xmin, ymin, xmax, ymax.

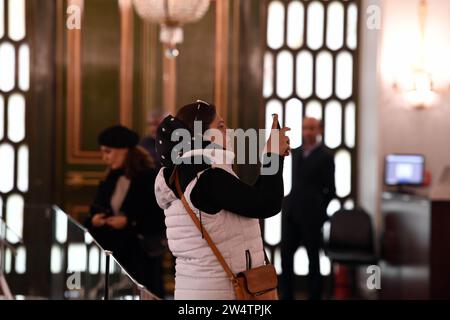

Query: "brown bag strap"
<box><xmin>174</xmin><ymin>169</ymin><xmax>237</xmax><ymax>283</ymax></box>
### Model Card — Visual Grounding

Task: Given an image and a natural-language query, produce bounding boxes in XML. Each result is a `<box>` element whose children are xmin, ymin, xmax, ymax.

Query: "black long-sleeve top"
<box><xmin>85</xmin><ymin>168</ymin><xmax>166</xmax><ymax>240</ymax></box>
<box><xmin>165</xmin><ymin>153</ymin><xmax>284</xmax><ymax>219</ymax></box>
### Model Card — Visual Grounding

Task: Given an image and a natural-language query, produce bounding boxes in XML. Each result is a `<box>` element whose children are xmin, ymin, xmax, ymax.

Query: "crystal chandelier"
<box><xmin>133</xmin><ymin>0</ymin><xmax>211</xmax><ymax>58</ymax></box>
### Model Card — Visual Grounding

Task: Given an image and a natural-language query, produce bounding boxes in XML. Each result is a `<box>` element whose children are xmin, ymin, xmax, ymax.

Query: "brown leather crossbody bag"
<box><xmin>174</xmin><ymin>169</ymin><xmax>278</xmax><ymax>300</ymax></box>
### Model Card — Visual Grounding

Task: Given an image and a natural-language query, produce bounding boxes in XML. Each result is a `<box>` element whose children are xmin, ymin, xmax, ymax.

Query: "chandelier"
<box><xmin>133</xmin><ymin>0</ymin><xmax>211</xmax><ymax>57</ymax></box>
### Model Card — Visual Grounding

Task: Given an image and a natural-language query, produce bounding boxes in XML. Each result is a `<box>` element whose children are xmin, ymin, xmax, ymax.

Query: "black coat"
<box><xmin>283</xmin><ymin>144</ymin><xmax>336</xmax><ymax>227</ymax></box>
<box><xmin>85</xmin><ymin>168</ymin><xmax>166</xmax><ymax>273</ymax></box>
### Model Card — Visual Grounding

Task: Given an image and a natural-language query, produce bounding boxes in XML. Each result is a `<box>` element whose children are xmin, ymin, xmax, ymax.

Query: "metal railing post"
<box><xmin>104</xmin><ymin>250</ymin><xmax>113</xmax><ymax>300</ymax></box>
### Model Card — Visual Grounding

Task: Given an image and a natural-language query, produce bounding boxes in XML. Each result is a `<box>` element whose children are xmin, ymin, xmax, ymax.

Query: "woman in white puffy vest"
<box><xmin>154</xmin><ymin>100</ymin><xmax>290</xmax><ymax>300</ymax></box>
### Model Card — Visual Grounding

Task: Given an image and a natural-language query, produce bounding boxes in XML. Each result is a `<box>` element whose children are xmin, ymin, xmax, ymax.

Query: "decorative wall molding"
<box><xmin>66</xmin><ymin>0</ymin><xmax>134</xmax><ymax>165</ymax></box>
<box><xmin>65</xmin><ymin>171</ymin><xmax>105</xmax><ymax>187</ymax></box>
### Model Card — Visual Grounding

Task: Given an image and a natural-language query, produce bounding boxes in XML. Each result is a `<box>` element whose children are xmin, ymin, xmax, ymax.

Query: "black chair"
<box><xmin>324</xmin><ymin>207</ymin><xmax>379</xmax><ymax>298</ymax></box>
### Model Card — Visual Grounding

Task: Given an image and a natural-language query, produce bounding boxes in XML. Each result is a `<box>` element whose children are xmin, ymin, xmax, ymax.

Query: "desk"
<box><xmin>380</xmin><ymin>192</ymin><xmax>450</xmax><ymax>299</ymax></box>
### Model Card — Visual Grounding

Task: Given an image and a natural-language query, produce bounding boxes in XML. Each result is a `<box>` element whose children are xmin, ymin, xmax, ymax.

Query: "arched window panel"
<box><xmin>100</xmin><ymin>252</ymin><xmax>110</xmax><ymax>274</ymax></box>
<box><xmin>0</xmin><ymin>143</ymin><xmax>15</xmax><ymax>193</ymax></box>
<box><xmin>276</xmin><ymin>51</ymin><xmax>294</xmax><ymax>99</ymax></box>
<box><xmin>267</xmin><ymin>1</ymin><xmax>285</xmax><ymax>50</ymax></box>
<box><xmin>320</xmin><ymin>250</ymin><xmax>331</xmax><ymax>276</ymax></box>
<box><xmin>17</xmin><ymin>144</ymin><xmax>28</xmax><ymax>192</ymax></box>
<box><xmin>6</xmin><ymin>194</ymin><xmax>24</xmax><ymax>244</ymax></box>
<box><xmin>306</xmin><ymin>1</ymin><xmax>324</xmax><ymax>50</ymax></box>
<box><xmin>265</xmin><ymin>99</ymin><xmax>283</xmax><ymax>141</ymax></box>
<box><xmin>19</xmin><ymin>44</ymin><xmax>30</xmax><ymax>91</ymax></box>
<box><xmin>326</xmin><ymin>1</ymin><xmax>345</xmax><ymax>51</ymax></box>
<box><xmin>324</xmin><ymin>100</ymin><xmax>342</xmax><ymax>149</ymax></box>
<box><xmin>335</xmin><ymin>149</ymin><xmax>352</xmax><ymax>198</ymax></box>
<box><xmin>336</xmin><ymin>51</ymin><xmax>353</xmax><ymax>99</ymax></box>
<box><xmin>55</xmin><ymin>207</ymin><xmax>68</xmax><ymax>244</ymax></box>
<box><xmin>296</xmin><ymin>51</ymin><xmax>313</xmax><ymax>99</ymax></box>
<box><xmin>264</xmin><ymin>212</ymin><xmax>281</xmax><ymax>246</ymax></box>
<box><xmin>0</xmin><ymin>0</ymin><xmax>4</xmax><ymax>38</ymax></box>
<box><xmin>287</xmin><ymin>1</ymin><xmax>304</xmax><ymax>49</ymax></box>
<box><xmin>68</xmin><ymin>243</ymin><xmax>87</xmax><ymax>273</ymax></box>
<box><xmin>51</xmin><ymin>245</ymin><xmax>63</xmax><ymax>274</ymax></box>
<box><xmin>15</xmin><ymin>246</ymin><xmax>26</xmax><ymax>274</ymax></box>
<box><xmin>327</xmin><ymin>198</ymin><xmax>341</xmax><ymax>217</ymax></box>
<box><xmin>0</xmin><ymin>94</ymin><xmax>4</xmax><ymax>140</ymax></box>
<box><xmin>316</xmin><ymin>51</ymin><xmax>333</xmax><ymax>99</ymax></box>
<box><xmin>345</xmin><ymin>102</ymin><xmax>356</xmax><ymax>148</ymax></box>
<box><xmin>344</xmin><ymin>198</ymin><xmax>355</xmax><ymax>210</ymax></box>
<box><xmin>7</xmin><ymin>93</ymin><xmax>26</xmax><ymax>143</ymax></box>
<box><xmin>8</xmin><ymin>0</ymin><xmax>26</xmax><ymax>42</ymax></box>
<box><xmin>294</xmin><ymin>247</ymin><xmax>308</xmax><ymax>276</ymax></box>
<box><xmin>0</xmin><ymin>42</ymin><xmax>15</xmax><ymax>92</ymax></box>
<box><xmin>347</xmin><ymin>3</ymin><xmax>358</xmax><ymax>50</ymax></box>
<box><xmin>89</xmin><ymin>246</ymin><xmax>100</xmax><ymax>274</ymax></box>
<box><xmin>283</xmin><ymin>154</ymin><xmax>292</xmax><ymax>196</ymax></box>
<box><xmin>323</xmin><ymin>220</ymin><xmax>331</xmax><ymax>243</ymax></box>
<box><xmin>85</xmin><ymin>232</ymin><xmax>94</xmax><ymax>244</ymax></box>
<box><xmin>274</xmin><ymin>248</ymin><xmax>282</xmax><ymax>275</ymax></box>
<box><xmin>292</xmin><ymin>248</ymin><xmax>330</xmax><ymax>276</ymax></box>
<box><xmin>263</xmin><ymin>0</ymin><xmax>359</xmax><ymax>258</ymax></box>
<box><xmin>285</xmin><ymin>98</ymin><xmax>303</xmax><ymax>148</ymax></box>
<box><xmin>5</xmin><ymin>248</ymin><xmax>12</xmax><ymax>273</ymax></box>
<box><xmin>305</xmin><ymin>100</ymin><xmax>322</xmax><ymax>120</ymax></box>
<box><xmin>0</xmin><ymin>0</ymin><xmax>29</xmax><ymax>282</ymax></box>
<box><xmin>263</xmin><ymin>52</ymin><xmax>274</xmax><ymax>98</ymax></box>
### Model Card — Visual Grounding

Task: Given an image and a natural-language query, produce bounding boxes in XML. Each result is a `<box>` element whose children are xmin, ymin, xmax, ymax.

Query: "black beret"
<box><xmin>156</xmin><ymin>115</ymin><xmax>212</xmax><ymax>169</ymax></box>
<box><xmin>98</xmin><ymin>125</ymin><xmax>140</xmax><ymax>149</ymax></box>
<box><xmin>155</xmin><ymin>115</ymin><xmax>187</xmax><ymax>168</ymax></box>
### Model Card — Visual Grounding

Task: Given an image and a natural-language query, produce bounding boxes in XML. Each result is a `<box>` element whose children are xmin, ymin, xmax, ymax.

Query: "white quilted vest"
<box><xmin>154</xmin><ymin>149</ymin><xmax>265</xmax><ymax>300</ymax></box>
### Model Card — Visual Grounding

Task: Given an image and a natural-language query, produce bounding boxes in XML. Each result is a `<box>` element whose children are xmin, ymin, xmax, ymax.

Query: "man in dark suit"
<box><xmin>280</xmin><ymin>117</ymin><xmax>336</xmax><ymax>300</ymax></box>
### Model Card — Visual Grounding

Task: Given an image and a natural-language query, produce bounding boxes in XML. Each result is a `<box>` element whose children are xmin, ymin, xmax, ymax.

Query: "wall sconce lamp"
<box><xmin>393</xmin><ymin>0</ymin><xmax>450</xmax><ymax>109</ymax></box>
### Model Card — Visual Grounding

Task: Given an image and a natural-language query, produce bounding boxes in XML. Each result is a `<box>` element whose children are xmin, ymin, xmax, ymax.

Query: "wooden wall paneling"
<box><xmin>66</xmin><ymin>0</ymin><xmax>135</xmax><ymax>165</ymax></box>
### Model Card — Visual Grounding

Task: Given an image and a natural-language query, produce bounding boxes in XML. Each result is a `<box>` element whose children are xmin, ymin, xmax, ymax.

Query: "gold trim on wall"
<box><xmin>119</xmin><ymin>0</ymin><xmax>134</xmax><ymax>127</ymax></box>
<box><xmin>230</xmin><ymin>0</ymin><xmax>240</xmax><ymax>129</ymax></box>
<box><xmin>140</xmin><ymin>21</ymin><xmax>158</xmax><ymax>133</ymax></box>
<box><xmin>215</xmin><ymin>0</ymin><xmax>230</xmax><ymax>124</ymax></box>
<box><xmin>163</xmin><ymin>44</ymin><xmax>177</xmax><ymax>115</ymax></box>
<box><xmin>65</xmin><ymin>171</ymin><xmax>105</xmax><ymax>187</ymax></box>
<box><xmin>66</xmin><ymin>0</ymin><xmax>135</xmax><ymax>165</ymax></box>
<box><xmin>56</xmin><ymin>0</ymin><xmax>65</xmax><ymax>199</ymax></box>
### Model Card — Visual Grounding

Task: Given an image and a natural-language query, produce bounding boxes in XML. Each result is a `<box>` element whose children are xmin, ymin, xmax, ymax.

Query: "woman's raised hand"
<box><xmin>265</xmin><ymin>114</ymin><xmax>291</xmax><ymax>157</ymax></box>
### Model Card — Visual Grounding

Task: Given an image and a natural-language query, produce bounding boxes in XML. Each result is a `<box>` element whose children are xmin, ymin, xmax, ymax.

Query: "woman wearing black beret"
<box><xmin>154</xmin><ymin>101</ymin><xmax>290</xmax><ymax>299</ymax></box>
<box><xmin>85</xmin><ymin>125</ymin><xmax>166</xmax><ymax>298</ymax></box>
